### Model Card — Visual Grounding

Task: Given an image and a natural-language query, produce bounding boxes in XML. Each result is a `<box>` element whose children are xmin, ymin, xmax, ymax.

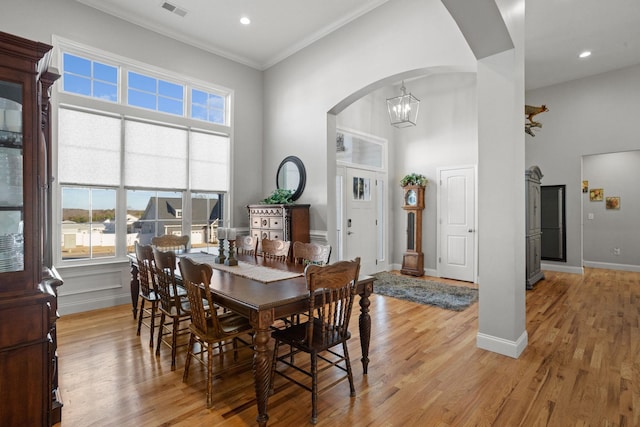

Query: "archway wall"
<box><xmin>262</xmin><ymin>0</ymin><xmax>476</xmax><ymax>240</ymax></box>
<box><xmin>263</xmin><ymin>0</ymin><xmax>527</xmax><ymax>357</ymax></box>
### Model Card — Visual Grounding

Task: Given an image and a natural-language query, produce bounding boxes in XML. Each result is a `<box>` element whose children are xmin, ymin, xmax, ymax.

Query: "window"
<box><xmin>191</xmin><ymin>89</ymin><xmax>226</xmax><ymax>124</ymax></box>
<box><xmin>61</xmin><ymin>187</ymin><xmax>117</xmax><ymax>260</ymax></box>
<box><xmin>127</xmin><ymin>71</ymin><xmax>184</xmax><ymax>116</ymax></box>
<box><xmin>62</xmin><ymin>53</ymin><xmax>118</xmax><ymax>102</ymax></box>
<box><xmin>127</xmin><ymin>190</ymin><xmax>182</xmax><ymax>248</ymax></box>
<box><xmin>55</xmin><ymin>39</ymin><xmax>232</xmax><ymax>264</ymax></box>
<box><xmin>191</xmin><ymin>193</ymin><xmax>223</xmax><ymax>249</ymax></box>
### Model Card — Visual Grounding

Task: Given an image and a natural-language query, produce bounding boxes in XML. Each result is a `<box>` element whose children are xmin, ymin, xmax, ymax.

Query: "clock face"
<box><xmin>406</xmin><ymin>189</ymin><xmax>417</xmax><ymax>206</ymax></box>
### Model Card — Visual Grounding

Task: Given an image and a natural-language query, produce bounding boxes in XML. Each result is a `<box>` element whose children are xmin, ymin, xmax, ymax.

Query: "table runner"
<box><xmin>185</xmin><ymin>253</ymin><xmax>303</xmax><ymax>283</ymax></box>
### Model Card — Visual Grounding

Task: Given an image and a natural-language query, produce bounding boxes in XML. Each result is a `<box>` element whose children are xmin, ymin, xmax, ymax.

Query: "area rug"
<box><xmin>371</xmin><ymin>272</ymin><xmax>478</xmax><ymax>311</ymax></box>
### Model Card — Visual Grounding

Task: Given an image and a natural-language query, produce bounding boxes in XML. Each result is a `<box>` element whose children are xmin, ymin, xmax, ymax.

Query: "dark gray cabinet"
<box><xmin>525</xmin><ymin>166</ymin><xmax>544</xmax><ymax>289</ymax></box>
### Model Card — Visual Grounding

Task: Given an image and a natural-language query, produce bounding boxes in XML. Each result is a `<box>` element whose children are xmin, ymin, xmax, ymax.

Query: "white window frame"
<box><xmin>52</xmin><ymin>36</ymin><xmax>233</xmax><ymax>267</ymax></box>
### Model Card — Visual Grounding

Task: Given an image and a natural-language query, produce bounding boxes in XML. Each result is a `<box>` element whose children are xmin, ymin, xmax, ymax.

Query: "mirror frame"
<box><xmin>276</xmin><ymin>155</ymin><xmax>306</xmax><ymax>201</ymax></box>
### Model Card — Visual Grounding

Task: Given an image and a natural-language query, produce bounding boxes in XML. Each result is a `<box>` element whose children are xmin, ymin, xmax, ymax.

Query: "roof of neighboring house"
<box><xmin>135</xmin><ymin>197</ymin><xmax>221</xmax><ymax>223</ymax></box>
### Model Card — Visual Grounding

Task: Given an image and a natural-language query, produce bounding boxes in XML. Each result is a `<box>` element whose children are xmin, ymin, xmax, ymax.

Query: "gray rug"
<box><xmin>371</xmin><ymin>272</ymin><xmax>478</xmax><ymax>311</ymax></box>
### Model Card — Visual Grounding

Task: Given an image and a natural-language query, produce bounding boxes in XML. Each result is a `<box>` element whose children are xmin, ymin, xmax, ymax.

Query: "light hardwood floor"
<box><xmin>55</xmin><ymin>268</ymin><xmax>640</xmax><ymax>426</ymax></box>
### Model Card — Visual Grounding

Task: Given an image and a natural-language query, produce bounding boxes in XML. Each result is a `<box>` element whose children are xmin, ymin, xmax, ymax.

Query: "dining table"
<box><xmin>128</xmin><ymin>250</ymin><xmax>374</xmax><ymax>426</ymax></box>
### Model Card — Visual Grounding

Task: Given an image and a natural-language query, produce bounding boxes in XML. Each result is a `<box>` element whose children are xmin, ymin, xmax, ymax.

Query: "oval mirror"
<box><xmin>276</xmin><ymin>156</ymin><xmax>306</xmax><ymax>201</ymax></box>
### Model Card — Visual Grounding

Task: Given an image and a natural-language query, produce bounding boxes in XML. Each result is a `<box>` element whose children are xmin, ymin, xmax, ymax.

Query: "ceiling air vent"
<box><xmin>161</xmin><ymin>1</ymin><xmax>187</xmax><ymax>17</ymax></box>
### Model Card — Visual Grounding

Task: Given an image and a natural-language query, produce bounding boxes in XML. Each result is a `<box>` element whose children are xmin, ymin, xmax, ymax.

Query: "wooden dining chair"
<box><xmin>292</xmin><ymin>241</ymin><xmax>331</xmax><ymax>266</ymax></box>
<box><xmin>236</xmin><ymin>235</ymin><xmax>258</xmax><ymax>256</ymax></box>
<box><xmin>134</xmin><ymin>242</ymin><xmax>160</xmax><ymax>347</ymax></box>
<box><xmin>178</xmin><ymin>256</ymin><xmax>254</xmax><ymax>408</ymax></box>
<box><xmin>152</xmin><ymin>247</ymin><xmax>192</xmax><ymax>371</ymax></box>
<box><xmin>151</xmin><ymin>234</ymin><xmax>189</xmax><ymax>254</ymax></box>
<box><xmin>270</xmin><ymin>257</ymin><xmax>361</xmax><ymax>424</ymax></box>
<box><xmin>261</xmin><ymin>238</ymin><xmax>291</xmax><ymax>261</ymax></box>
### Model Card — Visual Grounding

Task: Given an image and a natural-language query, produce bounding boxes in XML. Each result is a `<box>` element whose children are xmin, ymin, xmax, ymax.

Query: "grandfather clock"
<box><xmin>401</xmin><ymin>185</ymin><xmax>425</xmax><ymax>276</ymax></box>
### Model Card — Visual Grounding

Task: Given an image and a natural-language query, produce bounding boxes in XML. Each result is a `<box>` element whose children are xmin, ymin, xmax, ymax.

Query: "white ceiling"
<box><xmin>75</xmin><ymin>0</ymin><xmax>640</xmax><ymax>90</ymax></box>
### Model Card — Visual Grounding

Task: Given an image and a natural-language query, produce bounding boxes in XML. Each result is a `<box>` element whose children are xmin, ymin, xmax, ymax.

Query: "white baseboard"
<box><xmin>582</xmin><ymin>261</ymin><xmax>640</xmax><ymax>273</ymax></box>
<box><xmin>541</xmin><ymin>263</ymin><xmax>583</xmax><ymax>274</ymax></box>
<box><xmin>477</xmin><ymin>330</ymin><xmax>528</xmax><ymax>358</ymax></box>
<box><xmin>59</xmin><ymin>293</ymin><xmax>131</xmax><ymax>316</ymax></box>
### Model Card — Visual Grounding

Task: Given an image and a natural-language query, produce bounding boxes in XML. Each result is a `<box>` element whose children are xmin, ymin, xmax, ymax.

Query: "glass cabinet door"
<box><xmin>0</xmin><ymin>80</ymin><xmax>24</xmax><ymax>273</ymax></box>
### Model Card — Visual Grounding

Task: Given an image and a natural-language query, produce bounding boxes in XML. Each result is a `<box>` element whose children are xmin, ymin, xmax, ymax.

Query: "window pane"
<box><xmin>128</xmin><ymin>89</ymin><xmax>156</xmax><ymax>110</ymax></box>
<box><xmin>192</xmin><ymin>89</ymin><xmax>207</xmax><ymax>105</ymax></box>
<box><xmin>93</xmin><ymin>81</ymin><xmax>117</xmax><ymax>102</ymax></box>
<box><xmin>158</xmin><ymin>96</ymin><xmax>183</xmax><ymax>115</ymax></box>
<box><xmin>191</xmin><ymin>105</ymin><xmax>207</xmax><ymax>121</ymax></box>
<box><xmin>208</xmin><ymin>109</ymin><xmax>224</xmax><ymax>124</ymax></box>
<box><xmin>159</xmin><ymin>80</ymin><xmax>183</xmax><ymax>100</ymax></box>
<box><xmin>64</xmin><ymin>75</ymin><xmax>91</xmax><ymax>96</ymax></box>
<box><xmin>191</xmin><ymin>193</ymin><xmax>222</xmax><ymax>250</ymax></box>
<box><xmin>128</xmin><ymin>72</ymin><xmax>156</xmax><ymax>92</ymax></box>
<box><xmin>64</xmin><ymin>53</ymin><xmax>91</xmax><ymax>77</ymax></box>
<box><xmin>127</xmin><ymin>190</ymin><xmax>181</xmax><ymax>249</ymax></box>
<box><xmin>208</xmin><ymin>94</ymin><xmax>224</xmax><ymax>109</ymax></box>
<box><xmin>61</xmin><ymin>187</ymin><xmax>116</xmax><ymax>260</ymax></box>
<box><xmin>94</xmin><ymin>62</ymin><xmax>117</xmax><ymax>84</ymax></box>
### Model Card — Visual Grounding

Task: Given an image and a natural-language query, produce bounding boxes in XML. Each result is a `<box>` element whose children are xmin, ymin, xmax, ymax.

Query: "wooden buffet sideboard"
<box><xmin>247</xmin><ymin>204</ymin><xmax>310</xmax><ymax>253</ymax></box>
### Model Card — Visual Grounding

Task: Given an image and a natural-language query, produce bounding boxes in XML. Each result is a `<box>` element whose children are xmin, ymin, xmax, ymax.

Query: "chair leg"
<box><xmin>343</xmin><ymin>341</ymin><xmax>356</xmax><ymax>397</ymax></box>
<box><xmin>148</xmin><ymin>303</ymin><xmax>157</xmax><ymax>348</ymax></box>
<box><xmin>155</xmin><ymin>313</ymin><xmax>166</xmax><ymax>356</ymax></box>
<box><xmin>170</xmin><ymin>318</ymin><xmax>179</xmax><ymax>371</ymax></box>
<box><xmin>136</xmin><ymin>299</ymin><xmax>145</xmax><ymax>336</ymax></box>
<box><xmin>311</xmin><ymin>352</ymin><xmax>318</xmax><ymax>425</ymax></box>
<box><xmin>206</xmin><ymin>341</ymin><xmax>214</xmax><ymax>408</ymax></box>
<box><xmin>183</xmin><ymin>333</ymin><xmax>195</xmax><ymax>382</ymax></box>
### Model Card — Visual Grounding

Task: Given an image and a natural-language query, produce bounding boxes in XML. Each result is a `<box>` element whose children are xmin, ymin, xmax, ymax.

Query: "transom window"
<box><xmin>127</xmin><ymin>71</ymin><xmax>184</xmax><ymax>116</ymax></box>
<box><xmin>59</xmin><ymin>49</ymin><xmax>229</xmax><ymax>125</ymax></box>
<box><xmin>62</xmin><ymin>53</ymin><xmax>118</xmax><ymax>102</ymax></box>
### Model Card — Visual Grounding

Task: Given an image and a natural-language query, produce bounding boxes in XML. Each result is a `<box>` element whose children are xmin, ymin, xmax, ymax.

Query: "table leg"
<box><xmin>358</xmin><ymin>279</ymin><xmax>374</xmax><ymax>374</ymax></box>
<box><xmin>130</xmin><ymin>261</ymin><xmax>139</xmax><ymax>320</ymax></box>
<box><xmin>252</xmin><ymin>312</ymin><xmax>273</xmax><ymax>426</ymax></box>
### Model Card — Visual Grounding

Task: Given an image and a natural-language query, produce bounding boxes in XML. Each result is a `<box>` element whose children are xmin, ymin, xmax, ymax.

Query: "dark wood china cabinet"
<box><xmin>0</xmin><ymin>31</ymin><xmax>62</xmax><ymax>426</ymax></box>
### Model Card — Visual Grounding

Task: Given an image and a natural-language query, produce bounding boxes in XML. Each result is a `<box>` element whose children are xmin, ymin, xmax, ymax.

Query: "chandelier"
<box><xmin>386</xmin><ymin>81</ymin><xmax>420</xmax><ymax>128</ymax></box>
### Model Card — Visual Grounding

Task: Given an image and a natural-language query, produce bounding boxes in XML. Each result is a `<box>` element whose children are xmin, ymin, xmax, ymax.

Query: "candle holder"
<box><xmin>215</xmin><ymin>238</ymin><xmax>226</xmax><ymax>264</ymax></box>
<box><xmin>224</xmin><ymin>239</ymin><xmax>238</xmax><ymax>266</ymax></box>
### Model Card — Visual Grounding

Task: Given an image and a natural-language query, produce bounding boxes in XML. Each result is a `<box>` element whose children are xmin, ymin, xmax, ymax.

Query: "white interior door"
<box><xmin>344</xmin><ymin>168</ymin><xmax>378</xmax><ymax>274</ymax></box>
<box><xmin>437</xmin><ymin>166</ymin><xmax>476</xmax><ymax>282</ymax></box>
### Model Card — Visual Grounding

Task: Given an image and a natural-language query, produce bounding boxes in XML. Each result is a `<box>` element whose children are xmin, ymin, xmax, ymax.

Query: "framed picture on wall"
<box><xmin>589</xmin><ymin>188</ymin><xmax>603</xmax><ymax>201</ymax></box>
<box><xmin>582</xmin><ymin>180</ymin><xmax>588</xmax><ymax>193</ymax></box>
<box><xmin>606</xmin><ymin>197</ymin><xmax>620</xmax><ymax>209</ymax></box>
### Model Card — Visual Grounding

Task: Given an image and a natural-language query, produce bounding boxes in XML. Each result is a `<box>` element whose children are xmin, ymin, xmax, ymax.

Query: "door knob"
<box><xmin>468</xmin><ymin>229</ymin><xmax>474</xmax><ymax>233</ymax></box>
<box><xmin>347</xmin><ymin>231</ymin><xmax>354</xmax><ymax>235</ymax></box>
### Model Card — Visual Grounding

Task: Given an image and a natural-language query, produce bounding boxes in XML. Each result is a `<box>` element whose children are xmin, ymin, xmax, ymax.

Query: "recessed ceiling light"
<box><xmin>578</xmin><ymin>50</ymin><xmax>592</xmax><ymax>59</ymax></box>
<box><xmin>240</xmin><ymin>16</ymin><xmax>251</xmax><ymax>25</ymax></box>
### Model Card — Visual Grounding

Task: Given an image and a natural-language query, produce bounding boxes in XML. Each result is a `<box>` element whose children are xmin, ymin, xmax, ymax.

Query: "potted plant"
<box><xmin>259</xmin><ymin>188</ymin><xmax>295</xmax><ymax>204</ymax></box>
<box><xmin>400</xmin><ymin>173</ymin><xmax>428</xmax><ymax>187</ymax></box>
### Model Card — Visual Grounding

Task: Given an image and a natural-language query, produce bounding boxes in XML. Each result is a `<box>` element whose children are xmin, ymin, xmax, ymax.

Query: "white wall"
<box><xmin>526</xmin><ymin>63</ymin><xmax>640</xmax><ymax>273</ymax></box>
<box><xmin>263</xmin><ymin>0</ymin><xmax>476</xmax><ymax>243</ymax></box>
<box><xmin>0</xmin><ymin>0</ymin><xmax>263</xmax><ymax>314</ymax></box>
<box><xmin>582</xmin><ymin>151</ymin><xmax>640</xmax><ymax>270</ymax></box>
<box><xmin>337</xmin><ymin>73</ymin><xmax>478</xmax><ymax>270</ymax></box>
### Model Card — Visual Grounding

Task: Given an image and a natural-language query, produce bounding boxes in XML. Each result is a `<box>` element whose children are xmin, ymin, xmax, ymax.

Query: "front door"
<box><xmin>437</xmin><ymin>166</ymin><xmax>476</xmax><ymax>282</ymax></box>
<box><xmin>344</xmin><ymin>168</ymin><xmax>378</xmax><ymax>274</ymax></box>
